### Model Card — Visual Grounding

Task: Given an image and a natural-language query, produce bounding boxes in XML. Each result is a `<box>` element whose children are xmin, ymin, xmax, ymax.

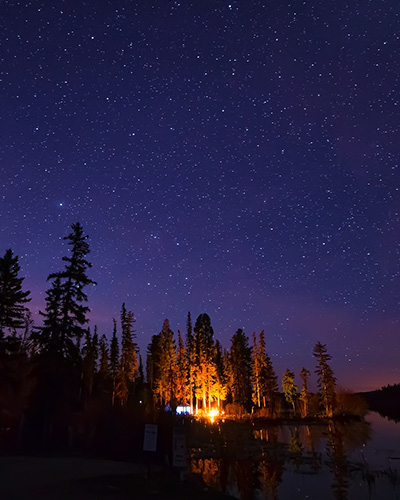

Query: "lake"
<box><xmin>189</xmin><ymin>412</ymin><xmax>400</xmax><ymax>499</ymax></box>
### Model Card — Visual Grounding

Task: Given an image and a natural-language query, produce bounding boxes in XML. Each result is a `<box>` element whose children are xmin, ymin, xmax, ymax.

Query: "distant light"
<box><xmin>176</xmin><ymin>405</ymin><xmax>192</xmax><ymax>415</ymax></box>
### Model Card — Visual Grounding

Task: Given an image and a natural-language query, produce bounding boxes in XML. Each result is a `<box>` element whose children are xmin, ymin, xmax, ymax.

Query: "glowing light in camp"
<box><xmin>207</xmin><ymin>409</ymin><xmax>219</xmax><ymax>423</ymax></box>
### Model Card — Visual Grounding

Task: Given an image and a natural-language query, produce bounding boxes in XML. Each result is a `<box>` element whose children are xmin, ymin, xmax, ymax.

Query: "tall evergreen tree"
<box><xmin>251</xmin><ymin>332</ymin><xmax>261</xmax><ymax>408</ymax></box>
<box><xmin>299</xmin><ymin>367</ymin><xmax>311</xmax><ymax>418</ymax></box>
<box><xmin>159</xmin><ymin>319</ymin><xmax>177</xmax><ymax>409</ymax></box>
<box><xmin>258</xmin><ymin>330</ymin><xmax>278</xmax><ymax>415</ymax></box>
<box><xmin>176</xmin><ymin>331</ymin><xmax>188</xmax><ymax>406</ymax></box>
<box><xmin>282</xmin><ymin>368</ymin><xmax>297</xmax><ymax>414</ymax></box>
<box><xmin>116</xmin><ymin>303</ymin><xmax>138</xmax><ymax>406</ymax></box>
<box><xmin>186</xmin><ymin>312</ymin><xmax>195</xmax><ymax>413</ymax></box>
<box><xmin>313</xmin><ymin>342</ymin><xmax>336</xmax><ymax>417</ymax></box>
<box><xmin>227</xmin><ymin>329</ymin><xmax>252</xmax><ymax>409</ymax></box>
<box><xmin>214</xmin><ymin>339</ymin><xmax>227</xmax><ymax>411</ymax></box>
<box><xmin>32</xmin><ymin>278</ymin><xmax>63</xmax><ymax>355</ymax></box>
<box><xmin>146</xmin><ymin>333</ymin><xmax>162</xmax><ymax>407</ymax></box>
<box><xmin>98</xmin><ymin>333</ymin><xmax>110</xmax><ymax>392</ymax></box>
<box><xmin>35</xmin><ymin>223</ymin><xmax>95</xmax><ymax>361</ymax></box>
<box><xmin>193</xmin><ymin>313</ymin><xmax>215</xmax><ymax>413</ymax></box>
<box><xmin>0</xmin><ymin>249</ymin><xmax>31</xmax><ymax>337</ymax></box>
<box><xmin>110</xmin><ymin>319</ymin><xmax>119</xmax><ymax>406</ymax></box>
<box><xmin>81</xmin><ymin>327</ymin><xmax>98</xmax><ymax>401</ymax></box>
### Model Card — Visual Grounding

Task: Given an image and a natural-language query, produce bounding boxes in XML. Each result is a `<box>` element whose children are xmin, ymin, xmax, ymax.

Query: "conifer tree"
<box><xmin>81</xmin><ymin>327</ymin><xmax>98</xmax><ymax>400</ymax></box>
<box><xmin>159</xmin><ymin>319</ymin><xmax>177</xmax><ymax>409</ymax></box>
<box><xmin>186</xmin><ymin>312</ymin><xmax>195</xmax><ymax>413</ymax></box>
<box><xmin>193</xmin><ymin>313</ymin><xmax>215</xmax><ymax>413</ymax></box>
<box><xmin>146</xmin><ymin>333</ymin><xmax>162</xmax><ymax>407</ymax></box>
<box><xmin>260</xmin><ymin>331</ymin><xmax>278</xmax><ymax>415</ymax></box>
<box><xmin>0</xmin><ymin>249</ymin><xmax>31</xmax><ymax>337</ymax></box>
<box><xmin>282</xmin><ymin>368</ymin><xmax>297</xmax><ymax>414</ymax></box>
<box><xmin>227</xmin><ymin>329</ymin><xmax>252</xmax><ymax>409</ymax></box>
<box><xmin>299</xmin><ymin>367</ymin><xmax>311</xmax><ymax>418</ymax></box>
<box><xmin>110</xmin><ymin>319</ymin><xmax>119</xmax><ymax>406</ymax></box>
<box><xmin>116</xmin><ymin>303</ymin><xmax>138</xmax><ymax>406</ymax></box>
<box><xmin>32</xmin><ymin>277</ymin><xmax>63</xmax><ymax>355</ymax></box>
<box><xmin>176</xmin><ymin>331</ymin><xmax>188</xmax><ymax>406</ymax></box>
<box><xmin>120</xmin><ymin>303</ymin><xmax>138</xmax><ymax>382</ymax></box>
<box><xmin>313</xmin><ymin>342</ymin><xmax>336</xmax><ymax>417</ymax></box>
<box><xmin>98</xmin><ymin>334</ymin><xmax>110</xmax><ymax>392</ymax></box>
<box><xmin>252</xmin><ymin>331</ymin><xmax>278</xmax><ymax>414</ymax></box>
<box><xmin>138</xmin><ymin>355</ymin><xmax>144</xmax><ymax>384</ymax></box>
<box><xmin>35</xmin><ymin>223</ymin><xmax>95</xmax><ymax>361</ymax></box>
<box><xmin>251</xmin><ymin>332</ymin><xmax>261</xmax><ymax>407</ymax></box>
<box><xmin>214</xmin><ymin>339</ymin><xmax>227</xmax><ymax>411</ymax></box>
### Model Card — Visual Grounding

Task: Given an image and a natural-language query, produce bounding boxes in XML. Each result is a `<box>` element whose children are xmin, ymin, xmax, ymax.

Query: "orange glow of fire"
<box><xmin>207</xmin><ymin>409</ymin><xmax>219</xmax><ymax>423</ymax></box>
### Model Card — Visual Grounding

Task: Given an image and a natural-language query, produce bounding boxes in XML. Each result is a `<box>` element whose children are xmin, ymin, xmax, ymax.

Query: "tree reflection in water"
<box><xmin>326</xmin><ymin>423</ymin><xmax>350</xmax><ymax>500</ymax></box>
<box><xmin>189</xmin><ymin>418</ymin><xmax>376</xmax><ymax>500</ymax></box>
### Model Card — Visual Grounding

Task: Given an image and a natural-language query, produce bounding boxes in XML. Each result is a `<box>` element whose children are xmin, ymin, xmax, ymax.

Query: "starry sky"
<box><xmin>1</xmin><ymin>1</ymin><xmax>399</xmax><ymax>391</ymax></box>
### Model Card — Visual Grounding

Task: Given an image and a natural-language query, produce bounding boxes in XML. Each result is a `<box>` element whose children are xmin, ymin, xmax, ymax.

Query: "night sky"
<box><xmin>1</xmin><ymin>1</ymin><xmax>399</xmax><ymax>391</ymax></box>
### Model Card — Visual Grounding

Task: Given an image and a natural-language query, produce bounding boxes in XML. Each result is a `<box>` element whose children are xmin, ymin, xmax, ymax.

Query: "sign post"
<box><xmin>143</xmin><ymin>424</ymin><xmax>158</xmax><ymax>477</ymax></box>
<box><xmin>172</xmin><ymin>427</ymin><xmax>187</xmax><ymax>480</ymax></box>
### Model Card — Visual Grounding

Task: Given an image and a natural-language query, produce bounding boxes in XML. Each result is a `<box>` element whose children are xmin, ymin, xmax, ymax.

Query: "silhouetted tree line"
<box><xmin>0</xmin><ymin>223</ymin><xmax>360</xmax><ymax>452</ymax></box>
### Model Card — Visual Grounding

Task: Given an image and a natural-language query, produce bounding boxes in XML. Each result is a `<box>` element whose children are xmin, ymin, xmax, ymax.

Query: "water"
<box><xmin>189</xmin><ymin>412</ymin><xmax>400</xmax><ymax>500</ymax></box>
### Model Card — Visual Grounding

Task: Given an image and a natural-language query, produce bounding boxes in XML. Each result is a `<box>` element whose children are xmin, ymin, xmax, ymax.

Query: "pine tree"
<box><xmin>193</xmin><ymin>313</ymin><xmax>215</xmax><ymax>413</ymax></box>
<box><xmin>32</xmin><ymin>277</ymin><xmax>63</xmax><ymax>356</ymax></box>
<box><xmin>146</xmin><ymin>333</ymin><xmax>162</xmax><ymax>407</ymax></box>
<box><xmin>138</xmin><ymin>355</ymin><xmax>144</xmax><ymax>384</ymax></box>
<box><xmin>98</xmin><ymin>334</ymin><xmax>110</xmax><ymax>393</ymax></box>
<box><xmin>299</xmin><ymin>367</ymin><xmax>311</xmax><ymax>418</ymax></box>
<box><xmin>35</xmin><ymin>223</ymin><xmax>95</xmax><ymax>361</ymax></box>
<box><xmin>176</xmin><ymin>331</ymin><xmax>188</xmax><ymax>406</ymax></box>
<box><xmin>0</xmin><ymin>249</ymin><xmax>31</xmax><ymax>337</ymax></box>
<box><xmin>227</xmin><ymin>329</ymin><xmax>252</xmax><ymax>409</ymax></box>
<box><xmin>186</xmin><ymin>312</ymin><xmax>195</xmax><ymax>414</ymax></box>
<box><xmin>251</xmin><ymin>331</ymin><xmax>278</xmax><ymax>415</ymax></box>
<box><xmin>282</xmin><ymin>368</ymin><xmax>297</xmax><ymax>414</ymax></box>
<box><xmin>313</xmin><ymin>342</ymin><xmax>336</xmax><ymax>417</ymax></box>
<box><xmin>214</xmin><ymin>339</ymin><xmax>227</xmax><ymax>411</ymax></box>
<box><xmin>116</xmin><ymin>303</ymin><xmax>138</xmax><ymax>406</ymax></box>
<box><xmin>110</xmin><ymin>319</ymin><xmax>119</xmax><ymax>406</ymax></box>
<box><xmin>81</xmin><ymin>327</ymin><xmax>98</xmax><ymax>401</ymax></box>
<box><xmin>159</xmin><ymin>319</ymin><xmax>177</xmax><ymax>409</ymax></box>
<box><xmin>120</xmin><ymin>304</ymin><xmax>138</xmax><ymax>381</ymax></box>
<box><xmin>251</xmin><ymin>332</ymin><xmax>261</xmax><ymax>408</ymax></box>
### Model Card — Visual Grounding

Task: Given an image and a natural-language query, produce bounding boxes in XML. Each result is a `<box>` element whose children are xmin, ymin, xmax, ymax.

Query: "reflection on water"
<box><xmin>190</xmin><ymin>413</ymin><xmax>400</xmax><ymax>500</ymax></box>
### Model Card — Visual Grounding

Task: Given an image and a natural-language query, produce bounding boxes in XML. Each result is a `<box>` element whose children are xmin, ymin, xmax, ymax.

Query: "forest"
<box><xmin>0</xmin><ymin>223</ymin><xmax>366</xmax><ymax>454</ymax></box>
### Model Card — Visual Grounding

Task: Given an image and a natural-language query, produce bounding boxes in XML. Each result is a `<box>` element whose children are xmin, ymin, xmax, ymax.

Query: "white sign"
<box><xmin>143</xmin><ymin>424</ymin><xmax>158</xmax><ymax>452</ymax></box>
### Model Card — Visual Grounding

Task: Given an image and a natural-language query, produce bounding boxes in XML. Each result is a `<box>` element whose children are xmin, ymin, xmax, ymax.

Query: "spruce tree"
<box><xmin>193</xmin><ymin>313</ymin><xmax>215</xmax><ymax>412</ymax></box>
<box><xmin>186</xmin><ymin>311</ymin><xmax>195</xmax><ymax>413</ymax></box>
<box><xmin>120</xmin><ymin>303</ymin><xmax>138</xmax><ymax>382</ymax></box>
<box><xmin>159</xmin><ymin>319</ymin><xmax>177</xmax><ymax>409</ymax></box>
<box><xmin>146</xmin><ymin>333</ymin><xmax>162</xmax><ymax>407</ymax></box>
<box><xmin>0</xmin><ymin>249</ymin><xmax>31</xmax><ymax>337</ymax></box>
<box><xmin>258</xmin><ymin>330</ymin><xmax>278</xmax><ymax>415</ymax></box>
<box><xmin>251</xmin><ymin>332</ymin><xmax>261</xmax><ymax>407</ymax></box>
<box><xmin>116</xmin><ymin>303</ymin><xmax>138</xmax><ymax>406</ymax></box>
<box><xmin>299</xmin><ymin>367</ymin><xmax>311</xmax><ymax>418</ymax></box>
<box><xmin>227</xmin><ymin>328</ymin><xmax>252</xmax><ymax>410</ymax></box>
<box><xmin>98</xmin><ymin>334</ymin><xmax>110</xmax><ymax>392</ymax></box>
<box><xmin>282</xmin><ymin>368</ymin><xmax>297</xmax><ymax>414</ymax></box>
<box><xmin>110</xmin><ymin>318</ymin><xmax>119</xmax><ymax>406</ymax></box>
<box><xmin>313</xmin><ymin>342</ymin><xmax>336</xmax><ymax>417</ymax></box>
<box><xmin>176</xmin><ymin>331</ymin><xmax>188</xmax><ymax>406</ymax></box>
<box><xmin>214</xmin><ymin>339</ymin><xmax>227</xmax><ymax>411</ymax></box>
<box><xmin>35</xmin><ymin>223</ymin><xmax>95</xmax><ymax>361</ymax></box>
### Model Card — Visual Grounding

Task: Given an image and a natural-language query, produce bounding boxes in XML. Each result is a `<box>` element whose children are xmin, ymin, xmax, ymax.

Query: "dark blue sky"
<box><xmin>1</xmin><ymin>0</ymin><xmax>399</xmax><ymax>391</ymax></box>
